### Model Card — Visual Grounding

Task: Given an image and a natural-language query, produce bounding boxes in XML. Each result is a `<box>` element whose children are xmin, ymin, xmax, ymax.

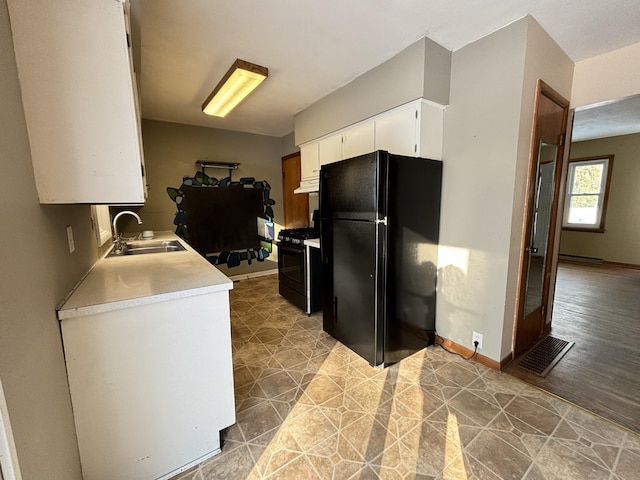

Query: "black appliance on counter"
<box><xmin>320</xmin><ymin>150</ymin><xmax>442</xmax><ymax>367</ymax></box>
<box><xmin>277</xmin><ymin>227</ymin><xmax>322</xmax><ymax>315</ymax></box>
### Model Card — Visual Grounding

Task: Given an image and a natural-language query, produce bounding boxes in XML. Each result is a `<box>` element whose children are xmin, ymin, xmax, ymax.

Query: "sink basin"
<box><xmin>107</xmin><ymin>240</ymin><xmax>186</xmax><ymax>257</ymax></box>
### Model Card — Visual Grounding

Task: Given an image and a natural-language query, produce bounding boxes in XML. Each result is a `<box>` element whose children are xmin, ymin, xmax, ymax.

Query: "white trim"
<box><xmin>563</xmin><ymin>157</ymin><xmax>609</xmax><ymax>228</ymax></box>
<box><xmin>0</xmin><ymin>378</ymin><xmax>21</xmax><ymax>480</ymax></box>
<box><xmin>91</xmin><ymin>205</ymin><xmax>113</xmax><ymax>246</ymax></box>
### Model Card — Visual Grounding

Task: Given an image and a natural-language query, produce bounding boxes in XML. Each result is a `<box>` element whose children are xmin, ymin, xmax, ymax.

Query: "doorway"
<box><xmin>514</xmin><ymin>80</ymin><xmax>570</xmax><ymax>357</ymax></box>
<box><xmin>281</xmin><ymin>152</ymin><xmax>309</xmax><ymax>228</ymax></box>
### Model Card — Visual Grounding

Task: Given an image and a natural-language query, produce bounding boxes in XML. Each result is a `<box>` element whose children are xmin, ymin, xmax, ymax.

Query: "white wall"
<box><xmin>1</xmin><ymin>0</ymin><xmax>94</xmax><ymax>476</ymax></box>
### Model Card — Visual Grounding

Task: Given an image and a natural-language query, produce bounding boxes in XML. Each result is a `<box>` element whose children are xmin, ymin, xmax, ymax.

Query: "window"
<box><xmin>562</xmin><ymin>155</ymin><xmax>614</xmax><ymax>232</ymax></box>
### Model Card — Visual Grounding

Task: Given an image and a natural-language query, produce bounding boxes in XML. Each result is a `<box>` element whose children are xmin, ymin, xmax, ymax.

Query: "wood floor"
<box><xmin>506</xmin><ymin>260</ymin><xmax>640</xmax><ymax>434</ymax></box>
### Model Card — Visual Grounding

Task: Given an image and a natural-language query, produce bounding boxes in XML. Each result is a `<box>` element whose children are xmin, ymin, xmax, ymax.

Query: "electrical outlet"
<box><xmin>66</xmin><ymin>225</ymin><xmax>75</xmax><ymax>253</ymax></box>
<box><xmin>472</xmin><ymin>331</ymin><xmax>483</xmax><ymax>349</ymax></box>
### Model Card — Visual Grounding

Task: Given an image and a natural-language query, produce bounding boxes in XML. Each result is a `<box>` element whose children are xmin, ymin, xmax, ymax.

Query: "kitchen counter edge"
<box><xmin>57</xmin><ymin>232</ymin><xmax>232</xmax><ymax>320</ymax></box>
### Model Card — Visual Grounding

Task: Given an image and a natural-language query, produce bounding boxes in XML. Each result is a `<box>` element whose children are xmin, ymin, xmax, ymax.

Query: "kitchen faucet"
<box><xmin>112</xmin><ymin>211</ymin><xmax>142</xmax><ymax>253</ymax></box>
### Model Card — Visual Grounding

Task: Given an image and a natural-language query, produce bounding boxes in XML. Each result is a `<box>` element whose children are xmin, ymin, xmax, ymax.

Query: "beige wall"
<box><xmin>294</xmin><ymin>36</ymin><xmax>451</xmax><ymax>145</ymax></box>
<box><xmin>572</xmin><ymin>42</ymin><xmax>640</xmax><ymax>108</ymax></box>
<box><xmin>136</xmin><ymin>119</ymin><xmax>284</xmax><ymax>278</ymax></box>
<box><xmin>560</xmin><ymin>133</ymin><xmax>640</xmax><ymax>265</ymax></box>
<box><xmin>439</xmin><ymin>16</ymin><xmax>574</xmax><ymax>362</ymax></box>
<box><xmin>439</xmin><ymin>18</ymin><xmax>528</xmax><ymax>363</ymax></box>
<box><xmin>1</xmin><ymin>0</ymin><xmax>97</xmax><ymax>476</ymax></box>
<box><xmin>508</xmin><ymin>17</ymin><xmax>574</xmax><ymax>342</ymax></box>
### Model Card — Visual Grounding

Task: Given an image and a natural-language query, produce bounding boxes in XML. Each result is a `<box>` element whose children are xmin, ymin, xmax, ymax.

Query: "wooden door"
<box><xmin>514</xmin><ymin>80</ymin><xmax>569</xmax><ymax>357</ymax></box>
<box><xmin>282</xmin><ymin>152</ymin><xmax>309</xmax><ymax>228</ymax></box>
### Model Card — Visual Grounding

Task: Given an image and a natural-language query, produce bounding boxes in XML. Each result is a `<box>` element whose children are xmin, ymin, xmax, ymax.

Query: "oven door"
<box><xmin>278</xmin><ymin>242</ymin><xmax>306</xmax><ymax>310</ymax></box>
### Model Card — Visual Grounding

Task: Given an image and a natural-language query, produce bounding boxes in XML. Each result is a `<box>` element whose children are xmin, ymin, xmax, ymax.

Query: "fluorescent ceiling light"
<box><xmin>202</xmin><ymin>59</ymin><xmax>268</xmax><ymax>117</ymax></box>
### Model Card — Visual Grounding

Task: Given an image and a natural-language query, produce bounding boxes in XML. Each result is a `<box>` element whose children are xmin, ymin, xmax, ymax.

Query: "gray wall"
<box><xmin>137</xmin><ymin>119</ymin><xmax>284</xmax><ymax>278</ymax></box>
<box><xmin>294</xmin><ymin>36</ymin><xmax>451</xmax><ymax>145</ymax></box>
<box><xmin>280</xmin><ymin>131</ymin><xmax>299</xmax><ymax>158</ymax></box>
<box><xmin>560</xmin><ymin>133</ymin><xmax>640</xmax><ymax>265</ymax></box>
<box><xmin>1</xmin><ymin>0</ymin><xmax>95</xmax><ymax>476</ymax></box>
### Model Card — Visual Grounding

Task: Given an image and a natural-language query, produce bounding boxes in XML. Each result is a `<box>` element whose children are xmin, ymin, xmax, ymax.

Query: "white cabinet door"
<box><xmin>342</xmin><ymin>121</ymin><xmax>375</xmax><ymax>160</ymax></box>
<box><xmin>319</xmin><ymin>133</ymin><xmax>343</xmax><ymax>166</ymax></box>
<box><xmin>7</xmin><ymin>0</ymin><xmax>145</xmax><ymax>204</ymax></box>
<box><xmin>300</xmin><ymin>142</ymin><xmax>320</xmax><ymax>181</ymax></box>
<box><xmin>375</xmin><ymin>105</ymin><xmax>418</xmax><ymax>157</ymax></box>
<box><xmin>61</xmin><ymin>293</ymin><xmax>235</xmax><ymax>480</ymax></box>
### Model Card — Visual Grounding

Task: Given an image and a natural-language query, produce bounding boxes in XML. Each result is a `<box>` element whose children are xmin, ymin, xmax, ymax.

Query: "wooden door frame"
<box><xmin>513</xmin><ymin>80</ymin><xmax>570</xmax><ymax>357</ymax></box>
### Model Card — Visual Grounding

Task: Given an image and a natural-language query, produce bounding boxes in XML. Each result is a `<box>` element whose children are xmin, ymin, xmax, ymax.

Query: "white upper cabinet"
<box><xmin>300</xmin><ymin>142</ymin><xmax>320</xmax><ymax>182</ymax></box>
<box><xmin>319</xmin><ymin>121</ymin><xmax>375</xmax><ymax>167</ymax></box>
<box><xmin>295</xmin><ymin>99</ymin><xmax>444</xmax><ymax>192</ymax></box>
<box><xmin>7</xmin><ymin>0</ymin><xmax>146</xmax><ymax>204</ymax></box>
<box><xmin>374</xmin><ymin>104</ymin><xmax>419</xmax><ymax>157</ymax></box>
<box><xmin>374</xmin><ymin>101</ymin><xmax>444</xmax><ymax>160</ymax></box>
<box><xmin>342</xmin><ymin>122</ymin><xmax>375</xmax><ymax>160</ymax></box>
<box><xmin>318</xmin><ymin>133</ymin><xmax>343</xmax><ymax>166</ymax></box>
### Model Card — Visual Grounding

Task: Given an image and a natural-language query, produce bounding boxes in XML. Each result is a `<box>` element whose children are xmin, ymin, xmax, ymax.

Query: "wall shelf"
<box><xmin>195</xmin><ymin>161</ymin><xmax>240</xmax><ymax>178</ymax></box>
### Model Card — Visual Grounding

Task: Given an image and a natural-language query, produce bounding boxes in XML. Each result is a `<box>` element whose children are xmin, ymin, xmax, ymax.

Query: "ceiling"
<box><xmin>139</xmin><ymin>0</ymin><xmax>640</xmax><ymax>140</ymax></box>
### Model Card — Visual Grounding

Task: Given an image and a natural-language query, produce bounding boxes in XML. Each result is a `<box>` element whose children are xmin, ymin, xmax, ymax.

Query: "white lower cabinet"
<box><xmin>61</xmin><ymin>293</ymin><xmax>235</xmax><ymax>480</ymax></box>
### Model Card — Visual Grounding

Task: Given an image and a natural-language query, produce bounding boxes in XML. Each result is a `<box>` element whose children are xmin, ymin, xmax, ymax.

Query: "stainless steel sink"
<box><xmin>107</xmin><ymin>240</ymin><xmax>186</xmax><ymax>257</ymax></box>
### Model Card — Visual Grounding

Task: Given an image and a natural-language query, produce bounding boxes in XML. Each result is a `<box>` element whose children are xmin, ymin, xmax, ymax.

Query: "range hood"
<box><xmin>294</xmin><ymin>181</ymin><xmax>319</xmax><ymax>194</ymax></box>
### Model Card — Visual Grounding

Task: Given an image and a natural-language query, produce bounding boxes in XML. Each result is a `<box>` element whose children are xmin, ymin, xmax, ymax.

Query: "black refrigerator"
<box><xmin>319</xmin><ymin>150</ymin><xmax>442</xmax><ymax>367</ymax></box>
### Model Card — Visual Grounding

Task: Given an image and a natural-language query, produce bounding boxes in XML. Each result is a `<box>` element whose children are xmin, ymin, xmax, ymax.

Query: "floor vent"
<box><xmin>518</xmin><ymin>335</ymin><xmax>574</xmax><ymax>377</ymax></box>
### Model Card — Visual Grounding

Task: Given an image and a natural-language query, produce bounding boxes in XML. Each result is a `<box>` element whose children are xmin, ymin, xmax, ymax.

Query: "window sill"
<box><xmin>562</xmin><ymin>226</ymin><xmax>605</xmax><ymax>233</ymax></box>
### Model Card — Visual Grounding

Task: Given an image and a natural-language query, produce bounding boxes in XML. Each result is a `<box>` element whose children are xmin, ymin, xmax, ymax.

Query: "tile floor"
<box><xmin>172</xmin><ymin>274</ymin><xmax>640</xmax><ymax>480</ymax></box>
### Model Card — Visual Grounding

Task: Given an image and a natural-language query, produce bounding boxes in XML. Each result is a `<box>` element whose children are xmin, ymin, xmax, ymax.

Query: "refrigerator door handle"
<box><xmin>375</xmin><ymin>216</ymin><xmax>388</xmax><ymax>225</ymax></box>
<box><xmin>333</xmin><ymin>297</ymin><xmax>338</xmax><ymax>323</ymax></box>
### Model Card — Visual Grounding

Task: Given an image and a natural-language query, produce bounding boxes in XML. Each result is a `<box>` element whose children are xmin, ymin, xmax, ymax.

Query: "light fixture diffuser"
<box><xmin>202</xmin><ymin>59</ymin><xmax>268</xmax><ymax>117</ymax></box>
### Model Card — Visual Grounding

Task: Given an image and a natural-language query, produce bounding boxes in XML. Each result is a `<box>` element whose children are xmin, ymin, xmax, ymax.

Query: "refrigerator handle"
<box><xmin>333</xmin><ymin>296</ymin><xmax>338</xmax><ymax>323</ymax></box>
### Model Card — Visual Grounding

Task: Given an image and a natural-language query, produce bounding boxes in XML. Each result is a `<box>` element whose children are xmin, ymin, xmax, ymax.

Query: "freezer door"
<box><xmin>324</xmin><ymin>219</ymin><xmax>385</xmax><ymax>366</ymax></box>
<box><xmin>319</xmin><ymin>151</ymin><xmax>387</xmax><ymax>221</ymax></box>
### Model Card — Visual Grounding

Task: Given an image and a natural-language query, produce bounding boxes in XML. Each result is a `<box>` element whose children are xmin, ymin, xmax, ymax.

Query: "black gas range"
<box><xmin>277</xmin><ymin>227</ymin><xmax>319</xmax><ymax>245</ymax></box>
<box><xmin>277</xmin><ymin>228</ymin><xmax>321</xmax><ymax>314</ymax></box>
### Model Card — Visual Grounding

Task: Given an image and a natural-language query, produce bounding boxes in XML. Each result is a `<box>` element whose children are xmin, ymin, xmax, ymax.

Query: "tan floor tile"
<box><xmin>447</xmin><ymin>390</ymin><xmax>501</xmax><ymax>428</ymax></box>
<box><xmin>466</xmin><ymin>430</ymin><xmax>532</xmax><ymax>480</ymax></box>
<box><xmin>534</xmin><ymin>439</ymin><xmax>611</xmax><ymax>480</ymax></box>
<box><xmin>201</xmin><ymin>445</ymin><xmax>257</xmax><ymax>480</ymax></box>
<box><xmin>237</xmin><ymin>400</ymin><xmax>283</xmax><ymax>441</ymax></box>
<box><xmin>170</xmin><ymin>275</ymin><xmax>637</xmax><ymax>480</ymax></box>
<box><xmin>615</xmin><ymin>448</ymin><xmax>640</xmax><ymax>480</ymax></box>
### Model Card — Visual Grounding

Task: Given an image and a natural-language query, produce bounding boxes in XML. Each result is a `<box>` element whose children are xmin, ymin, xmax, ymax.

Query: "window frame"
<box><xmin>562</xmin><ymin>155</ymin><xmax>614</xmax><ymax>233</ymax></box>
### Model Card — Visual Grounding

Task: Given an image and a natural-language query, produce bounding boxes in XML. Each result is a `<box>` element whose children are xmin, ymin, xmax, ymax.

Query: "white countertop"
<box><xmin>57</xmin><ymin>232</ymin><xmax>232</xmax><ymax>320</ymax></box>
<box><xmin>304</xmin><ymin>238</ymin><xmax>320</xmax><ymax>249</ymax></box>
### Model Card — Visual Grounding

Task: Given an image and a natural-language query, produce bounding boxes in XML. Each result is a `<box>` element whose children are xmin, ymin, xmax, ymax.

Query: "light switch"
<box><xmin>66</xmin><ymin>225</ymin><xmax>75</xmax><ymax>253</ymax></box>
